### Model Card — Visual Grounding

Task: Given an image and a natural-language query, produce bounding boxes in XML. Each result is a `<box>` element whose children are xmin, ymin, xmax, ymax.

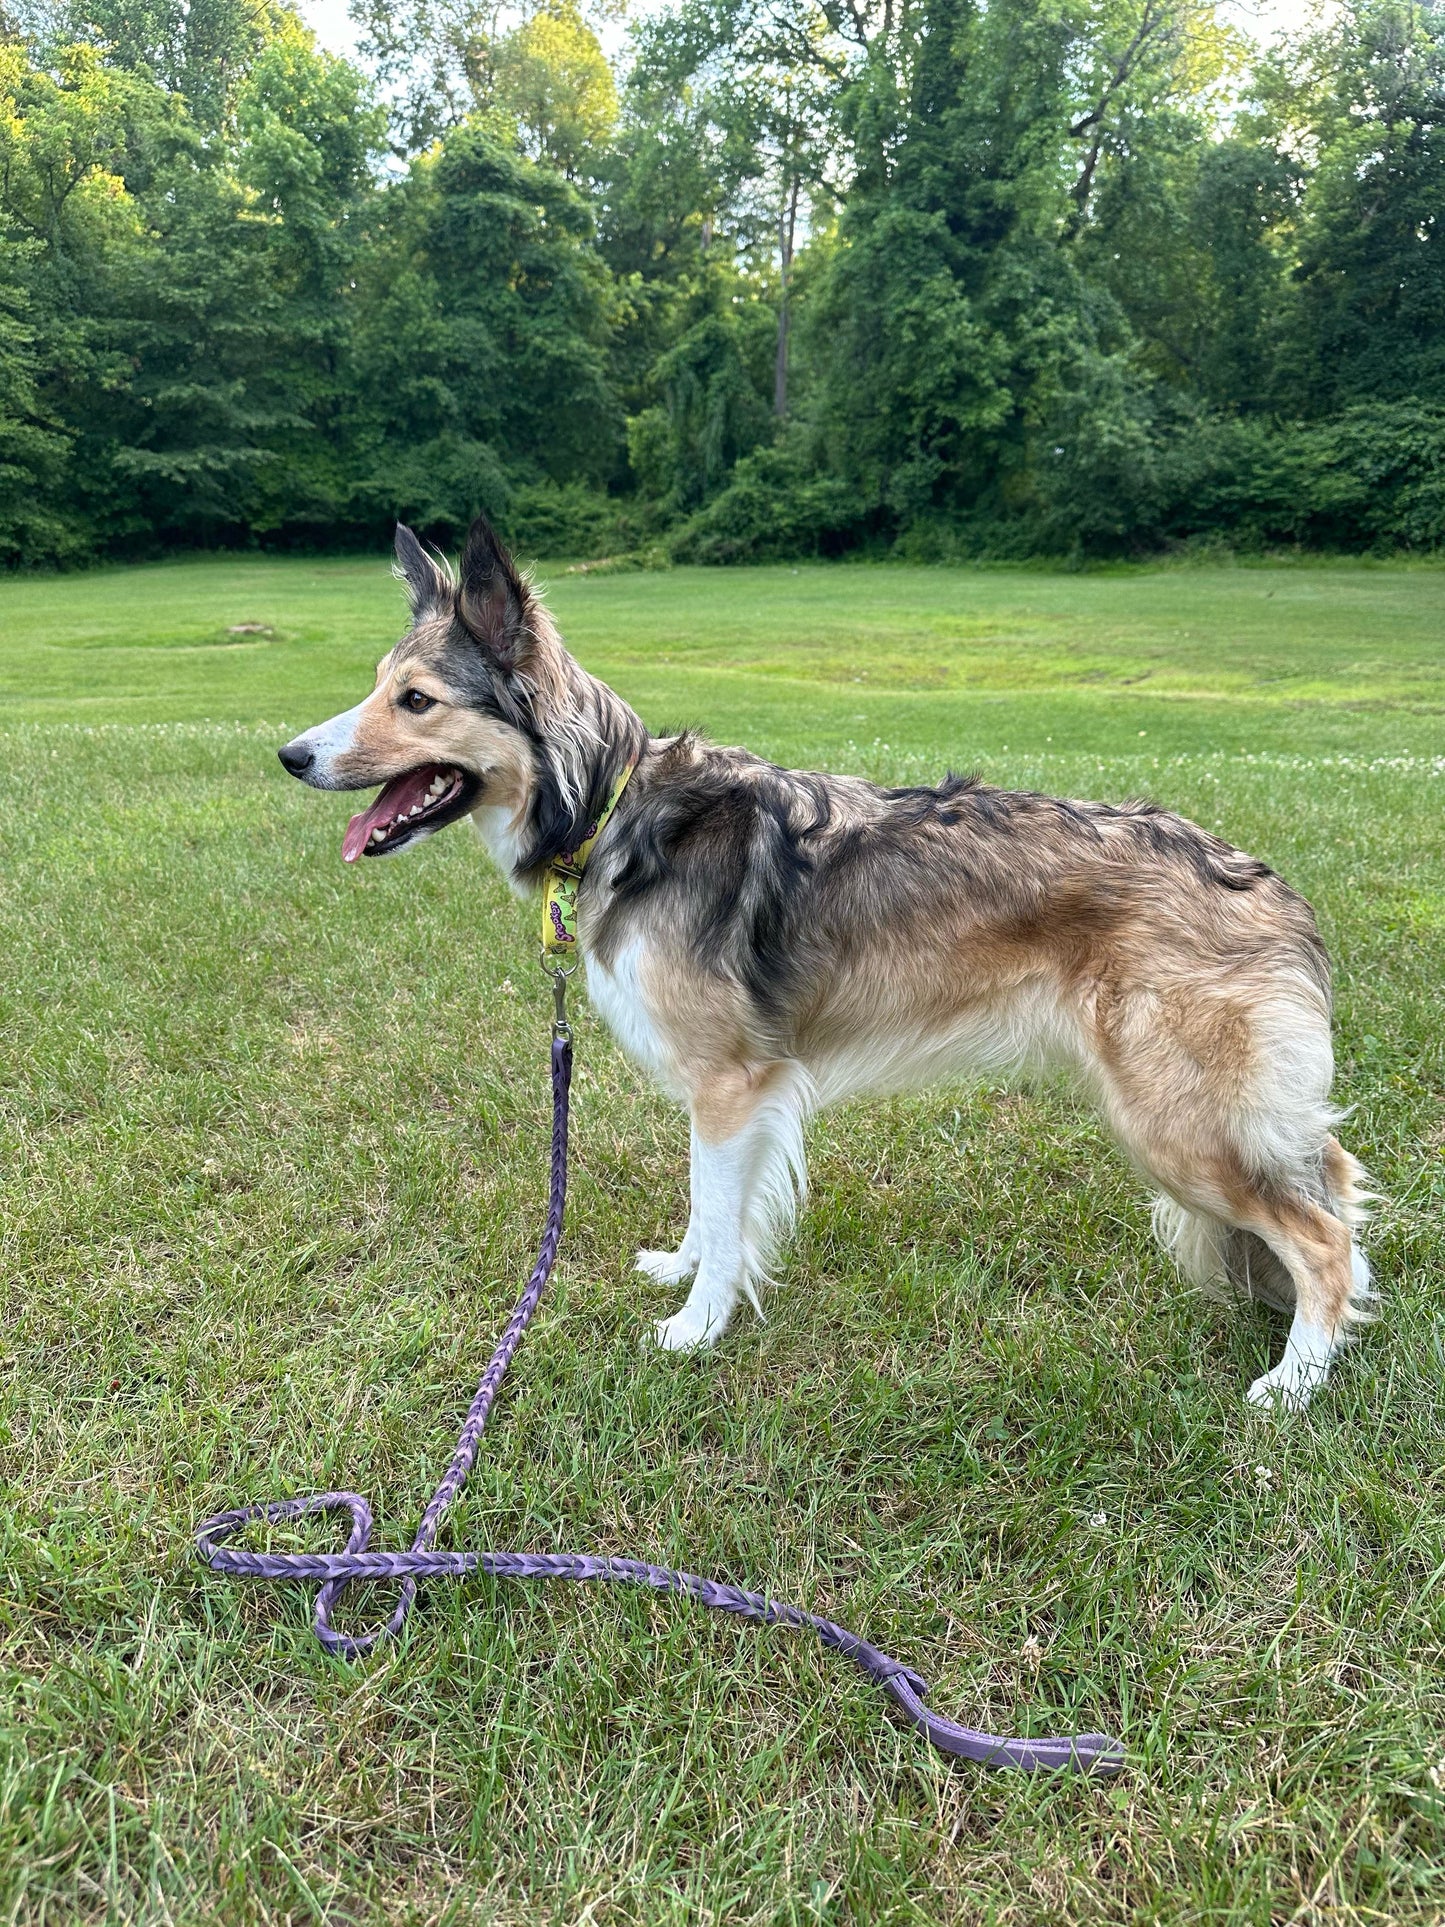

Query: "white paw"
<box><xmin>635</xmin><ymin>1245</ymin><xmax>699</xmax><ymax>1286</ymax></box>
<box><xmin>1246</xmin><ymin>1365</ymin><xmax>1314</xmax><ymax>1412</ymax></box>
<box><xmin>652</xmin><ymin>1306</ymin><xmax>723</xmax><ymax>1353</ymax></box>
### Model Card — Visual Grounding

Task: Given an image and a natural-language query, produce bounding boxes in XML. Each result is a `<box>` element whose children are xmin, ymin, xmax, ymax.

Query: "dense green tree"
<box><xmin>492</xmin><ymin>0</ymin><xmax>617</xmax><ymax>176</ymax></box>
<box><xmin>346</xmin><ymin>0</ymin><xmax>621</xmax><ymax>157</ymax></box>
<box><xmin>20</xmin><ymin>0</ymin><xmax>289</xmax><ymax>126</ymax></box>
<box><xmin>0</xmin><ymin>40</ymin><xmax>170</xmax><ymax>552</ymax></box>
<box><xmin>0</xmin><ymin>215</ymin><xmax>72</xmax><ymax>562</ymax></box>
<box><xmin>797</xmin><ymin>0</ymin><xmax>1220</xmax><ymax>538</ymax></box>
<box><xmin>1</xmin><ymin>0</ymin><xmax>1443</xmax><ymax>565</ymax></box>
<box><xmin>618</xmin><ymin>0</ymin><xmax>842</xmax><ymax>413</ymax></box>
<box><xmin>627</xmin><ymin>308</ymin><xmax>774</xmax><ymax>509</ymax></box>
<box><xmin>1267</xmin><ymin>0</ymin><xmax>1445</xmax><ymax>412</ymax></box>
<box><xmin>347</xmin><ymin>125</ymin><xmax>620</xmax><ymax>536</ymax></box>
<box><xmin>84</xmin><ymin>26</ymin><xmax>384</xmax><ymax>545</ymax></box>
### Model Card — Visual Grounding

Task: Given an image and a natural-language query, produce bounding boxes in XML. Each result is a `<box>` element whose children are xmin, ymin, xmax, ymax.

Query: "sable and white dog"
<box><xmin>279</xmin><ymin>518</ymin><xmax>1373</xmax><ymax>1410</ymax></box>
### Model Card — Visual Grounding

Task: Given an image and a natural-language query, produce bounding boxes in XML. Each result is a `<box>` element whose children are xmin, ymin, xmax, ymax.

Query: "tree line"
<box><xmin>2</xmin><ymin>0</ymin><xmax>1442</xmax><ymax>566</ymax></box>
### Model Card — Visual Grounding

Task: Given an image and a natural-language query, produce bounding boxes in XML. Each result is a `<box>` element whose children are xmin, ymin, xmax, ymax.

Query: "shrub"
<box><xmin>1155</xmin><ymin>402</ymin><xmax>1445</xmax><ymax>552</ymax></box>
<box><xmin>503</xmin><ymin>482</ymin><xmax>617</xmax><ymax>558</ymax></box>
<box><xmin>634</xmin><ymin>313</ymin><xmax>776</xmax><ymax>513</ymax></box>
<box><xmin>998</xmin><ymin>396</ymin><xmax>1445</xmax><ymax>558</ymax></box>
<box><xmin>1295</xmin><ymin>403</ymin><xmax>1445</xmax><ymax>550</ymax></box>
<box><xmin>348</xmin><ymin>436</ymin><xmax>513</xmax><ymax>548</ymax></box>
<box><xmin>669</xmin><ymin>444</ymin><xmax>874</xmax><ymax>564</ymax></box>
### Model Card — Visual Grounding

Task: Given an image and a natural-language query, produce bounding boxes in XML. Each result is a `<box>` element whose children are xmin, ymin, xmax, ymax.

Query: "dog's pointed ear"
<box><xmin>457</xmin><ymin>515</ymin><xmax>531</xmax><ymax>668</ymax></box>
<box><xmin>394</xmin><ymin>524</ymin><xmax>447</xmax><ymax>618</ymax></box>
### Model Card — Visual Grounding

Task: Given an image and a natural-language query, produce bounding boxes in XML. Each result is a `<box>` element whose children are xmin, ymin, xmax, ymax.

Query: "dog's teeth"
<box><xmin>371</xmin><ymin>827</ymin><xmax>386</xmax><ymax>843</ymax></box>
<box><xmin>429</xmin><ymin>777</ymin><xmax>446</xmax><ymax>796</ymax></box>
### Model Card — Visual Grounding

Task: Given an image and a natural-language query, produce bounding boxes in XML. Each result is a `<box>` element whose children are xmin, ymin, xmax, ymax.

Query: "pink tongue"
<box><xmin>343</xmin><ymin>765</ymin><xmax>447</xmax><ymax>863</ymax></box>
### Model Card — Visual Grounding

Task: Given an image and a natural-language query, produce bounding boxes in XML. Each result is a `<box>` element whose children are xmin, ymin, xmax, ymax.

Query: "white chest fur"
<box><xmin>585</xmin><ymin>936</ymin><xmax>675</xmax><ymax>1088</ymax></box>
<box><xmin>470</xmin><ymin>804</ymin><xmax>529</xmax><ymax>893</ymax></box>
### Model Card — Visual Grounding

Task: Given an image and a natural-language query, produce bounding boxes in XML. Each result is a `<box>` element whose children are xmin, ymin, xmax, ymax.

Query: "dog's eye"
<box><xmin>401</xmin><ymin>689</ymin><xmax>435</xmax><ymax>714</ymax></box>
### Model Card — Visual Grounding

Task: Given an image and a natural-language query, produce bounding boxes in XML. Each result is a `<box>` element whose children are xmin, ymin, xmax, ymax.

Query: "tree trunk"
<box><xmin>774</xmin><ymin>169</ymin><xmax>801</xmax><ymax>417</ymax></box>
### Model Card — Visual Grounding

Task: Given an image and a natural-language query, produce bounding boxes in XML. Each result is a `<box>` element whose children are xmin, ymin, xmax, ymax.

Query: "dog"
<box><xmin>278</xmin><ymin>517</ymin><xmax>1373</xmax><ymax>1410</ymax></box>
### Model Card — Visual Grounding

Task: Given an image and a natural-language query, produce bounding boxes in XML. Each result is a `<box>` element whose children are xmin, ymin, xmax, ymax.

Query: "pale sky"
<box><xmin>298</xmin><ymin>0</ymin><xmax>362</xmax><ymax>61</ymax></box>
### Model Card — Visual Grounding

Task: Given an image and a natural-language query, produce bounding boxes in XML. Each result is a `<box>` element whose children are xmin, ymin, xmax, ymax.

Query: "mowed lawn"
<box><xmin>0</xmin><ymin>554</ymin><xmax>1442</xmax><ymax>1925</ymax></box>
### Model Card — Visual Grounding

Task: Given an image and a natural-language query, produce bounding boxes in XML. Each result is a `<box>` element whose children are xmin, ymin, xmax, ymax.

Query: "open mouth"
<box><xmin>342</xmin><ymin>764</ymin><xmax>480</xmax><ymax>862</ymax></box>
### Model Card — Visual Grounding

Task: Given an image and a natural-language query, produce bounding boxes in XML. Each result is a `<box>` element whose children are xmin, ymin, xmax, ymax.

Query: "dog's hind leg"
<box><xmin>1237</xmin><ymin>1184</ymin><xmax>1364</xmax><ymax>1410</ymax></box>
<box><xmin>1098</xmin><ymin>985</ymin><xmax>1373</xmax><ymax>1408</ymax></box>
<box><xmin>652</xmin><ymin>1063</ymin><xmax>809</xmax><ymax>1353</ymax></box>
<box><xmin>1238</xmin><ymin>1136</ymin><xmax>1374</xmax><ymax>1408</ymax></box>
<box><xmin>636</xmin><ymin>1122</ymin><xmax>702</xmax><ymax>1286</ymax></box>
<box><xmin>1150</xmin><ymin>1156</ymin><xmax>1367</xmax><ymax>1409</ymax></box>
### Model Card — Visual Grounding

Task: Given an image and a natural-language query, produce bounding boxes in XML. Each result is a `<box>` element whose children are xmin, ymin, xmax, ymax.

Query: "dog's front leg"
<box><xmin>651</xmin><ymin>1063</ymin><xmax>805</xmax><ymax>1353</ymax></box>
<box><xmin>652</xmin><ymin>1123</ymin><xmax>755</xmax><ymax>1352</ymax></box>
<box><xmin>635</xmin><ymin>1123</ymin><xmax>702</xmax><ymax>1286</ymax></box>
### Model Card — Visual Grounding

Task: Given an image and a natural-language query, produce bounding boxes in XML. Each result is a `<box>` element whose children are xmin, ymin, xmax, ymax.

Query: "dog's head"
<box><xmin>279</xmin><ymin>517</ymin><xmax>565</xmax><ymax>863</ymax></box>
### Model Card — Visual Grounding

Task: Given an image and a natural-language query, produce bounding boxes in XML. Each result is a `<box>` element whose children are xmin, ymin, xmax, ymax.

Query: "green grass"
<box><xmin>0</xmin><ymin>554</ymin><xmax>1442</xmax><ymax>1924</ymax></box>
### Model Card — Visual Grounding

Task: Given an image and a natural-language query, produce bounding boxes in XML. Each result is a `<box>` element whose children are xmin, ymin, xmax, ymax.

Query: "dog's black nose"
<box><xmin>278</xmin><ymin>740</ymin><xmax>314</xmax><ymax>776</ymax></box>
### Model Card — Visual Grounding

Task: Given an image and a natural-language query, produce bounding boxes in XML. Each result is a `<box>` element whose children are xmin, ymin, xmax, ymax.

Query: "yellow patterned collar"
<box><xmin>541</xmin><ymin>758</ymin><xmax>638</xmax><ymax>957</ymax></box>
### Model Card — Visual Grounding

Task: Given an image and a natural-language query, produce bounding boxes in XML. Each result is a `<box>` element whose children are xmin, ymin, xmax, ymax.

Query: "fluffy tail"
<box><xmin>1321</xmin><ymin>1136</ymin><xmax>1374</xmax><ymax>1232</ymax></box>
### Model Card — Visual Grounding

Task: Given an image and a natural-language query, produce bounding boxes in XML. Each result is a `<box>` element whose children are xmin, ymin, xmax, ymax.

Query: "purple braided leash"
<box><xmin>196</xmin><ymin>1026</ymin><xmax>1124</xmax><ymax>1774</ymax></box>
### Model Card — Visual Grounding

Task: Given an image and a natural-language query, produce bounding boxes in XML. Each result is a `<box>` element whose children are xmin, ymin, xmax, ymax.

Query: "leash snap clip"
<box><xmin>541</xmin><ymin>954</ymin><xmax>577</xmax><ymax>1041</ymax></box>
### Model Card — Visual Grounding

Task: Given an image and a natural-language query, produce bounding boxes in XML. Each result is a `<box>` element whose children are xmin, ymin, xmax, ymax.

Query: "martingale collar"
<box><xmin>541</xmin><ymin>758</ymin><xmax>637</xmax><ymax>956</ymax></box>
